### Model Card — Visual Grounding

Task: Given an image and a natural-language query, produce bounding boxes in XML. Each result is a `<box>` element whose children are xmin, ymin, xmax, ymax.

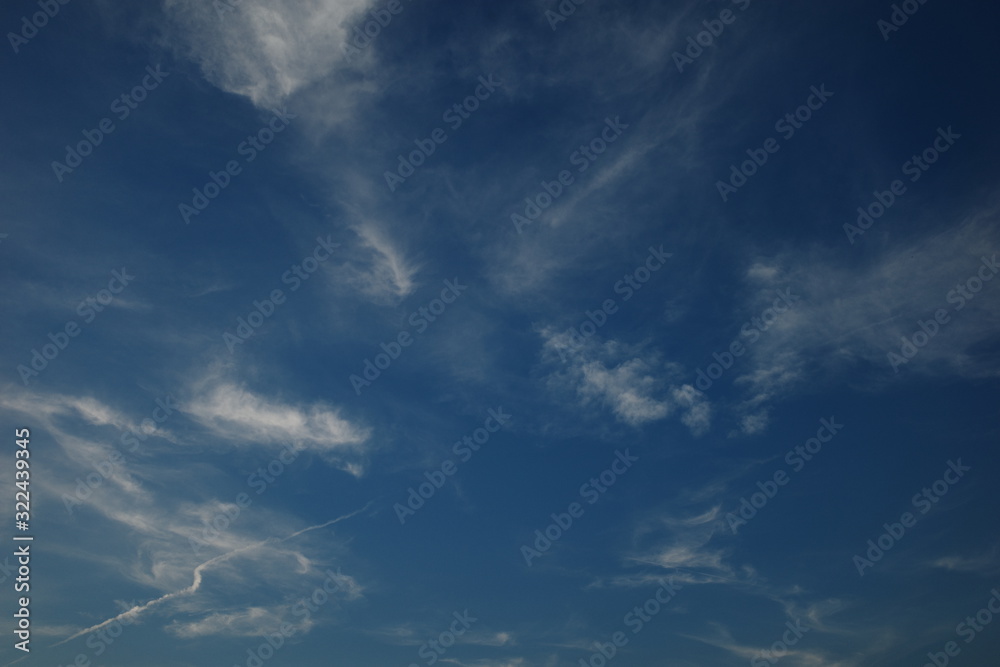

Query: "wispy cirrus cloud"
<box><xmin>540</xmin><ymin>330</ymin><xmax>711</xmax><ymax>434</ymax></box>
<box><xmin>331</xmin><ymin>222</ymin><xmax>420</xmax><ymax>305</ymax></box>
<box><xmin>161</xmin><ymin>0</ymin><xmax>374</xmax><ymax>109</ymax></box>
<box><xmin>184</xmin><ymin>380</ymin><xmax>371</xmax><ymax>459</ymax></box>
<box><xmin>729</xmin><ymin>209</ymin><xmax>1000</xmax><ymax>420</ymax></box>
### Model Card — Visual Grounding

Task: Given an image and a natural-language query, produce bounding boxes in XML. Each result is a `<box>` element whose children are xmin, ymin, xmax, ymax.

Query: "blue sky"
<box><xmin>2</xmin><ymin>0</ymin><xmax>1000</xmax><ymax>665</ymax></box>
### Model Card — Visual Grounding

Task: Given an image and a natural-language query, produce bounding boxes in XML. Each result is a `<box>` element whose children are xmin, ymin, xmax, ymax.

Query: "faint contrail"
<box><xmin>52</xmin><ymin>501</ymin><xmax>372</xmax><ymax>647</ymax></box>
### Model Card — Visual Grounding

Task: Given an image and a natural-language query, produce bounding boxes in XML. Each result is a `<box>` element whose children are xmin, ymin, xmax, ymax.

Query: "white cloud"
<box><xmin>673</xmin><ymin>384</ymin><xmax>711</xmax><ymax>436</ymax></box>
<box><xmin>0</xmin><ymin>389</ymin><xmax>161</xmax><ymax>503</ymax></box>
<box><xmin>166</xmin><ymin>605</ymin><xmax>292</xmax><ymax>638</ymax></box>
<box><xmin>55</xmin><ymin>510</ymin><xmax>368</xmax><ymax>645</ymax></box>
<box><xmin>332</xmin><ymin>222</ymin><xmax>420</xmax><ymax>304</ymax></box>
<box><xmin>540</xmin><ymin>330</ymin><xmax>710</xmax><ymax>434</ymax></box>
<box><xmin>162</xmin><ymin>0</ymin><xmax>373</xmax><ymax>109</ymax></box>
<box><xmin>735</xmin><ymin>410</ymin><xmax>770</xmax><ymax>437</ymax></box>
<box><xmin>578</xmin><ymin>358</ymin><xmax>672</xmax><ymax>425</ymax></box>
<box><xmin>2</xmin><ymin>390</ymin><xmax>127</xmax><ymax>430</ymax></box>
<box><xmin>2</xmin><ymin>382</ymin><xmax>372</xmax><ymax>647</ymax></box>
<box><xmin>464</xmin><ymin>631</ymin><xmax>515</xmax><ymax>647</ymax></box>
<box><xmin>729</xmin><ymin>210</ymin><xmax>1000</xmax><ymax>422</ymax></box>
<box><xmin>928</xmin><ymin>545</ymin><xmax>1000</xmax><ymax>575</ymax></box>
<box><xmin>185</xmin><ymin>381</ymin><xmax>371</xmax><ymax>459</ymax></box>
<box><xmin>746</xmin><ymin>262</ymin><xmax>780</xmax><ymax>282</ymax></box>
<box><xmin>633</xmin><ymin>507</ymin><xmax>739</xmax><ymax>586</ymax></box>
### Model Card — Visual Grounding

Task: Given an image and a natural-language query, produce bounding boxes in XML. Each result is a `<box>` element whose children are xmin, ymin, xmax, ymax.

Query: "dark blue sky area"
<box><xmin>1</xmin><ymin>1</ymin><xmax>999</xmax><ymax>666</ymax></box>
